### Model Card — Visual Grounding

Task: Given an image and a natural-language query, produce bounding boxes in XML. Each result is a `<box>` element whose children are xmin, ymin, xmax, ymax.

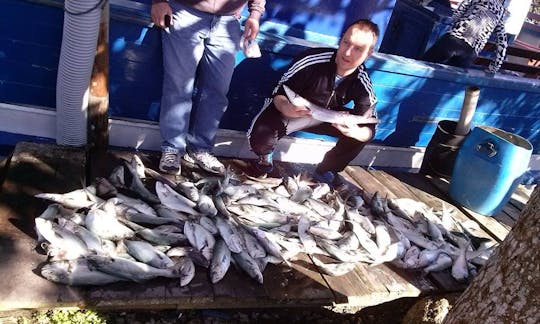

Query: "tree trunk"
<box><xmin>444</xmin><ymin>186</ymin><xmax>540</xmax><ymax>324</ymax></box>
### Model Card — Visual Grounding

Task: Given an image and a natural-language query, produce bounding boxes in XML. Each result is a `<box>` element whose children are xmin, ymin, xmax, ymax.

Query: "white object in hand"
<box><xmin>241</xmin><ymin>37</ymin><xmax>261</xmax><ymax>58</ymax></box>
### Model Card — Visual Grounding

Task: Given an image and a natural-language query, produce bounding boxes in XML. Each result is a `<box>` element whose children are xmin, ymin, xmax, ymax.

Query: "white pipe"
<box><xmin>56</xmin><ymin>0</ymin><xmax>103</xmax><ymax>146</ymax></box>
<box><xmin>455</xmin><ymin>86</ymin><xmax>480</xmax><ymax>136</ymax></box>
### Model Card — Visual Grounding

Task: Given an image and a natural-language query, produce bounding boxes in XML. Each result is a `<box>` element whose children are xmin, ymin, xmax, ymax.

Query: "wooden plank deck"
<box><xmin>0</xmin><ymin>142</ymin><xmax>532</xmax><ymax>311</ymax></box>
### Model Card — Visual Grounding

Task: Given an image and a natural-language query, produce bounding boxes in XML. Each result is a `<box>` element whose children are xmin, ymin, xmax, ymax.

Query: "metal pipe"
<box><xmin>455</xmin><ymin>86</ymin><xmax>480</xmax><ymax>136</ymax></box>
<box><xmin>56</xmin><ymin>0</ymin><xmax>103</xmax><ymax>146</ymax></box>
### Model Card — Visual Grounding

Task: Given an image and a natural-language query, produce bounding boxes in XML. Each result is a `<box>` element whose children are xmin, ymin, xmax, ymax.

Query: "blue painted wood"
<box><xmin>0</xmin><ymin>0</ymin><xmax>63</xmax><ymax>108</ymax></box>
<box><xmin>1</xmin><ymin>0</ymin><xmax>540</xmax><ymax>154</ymax></box>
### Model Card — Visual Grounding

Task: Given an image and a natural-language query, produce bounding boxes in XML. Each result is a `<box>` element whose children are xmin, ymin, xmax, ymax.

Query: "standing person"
<box><xmin>247</xmin><ymin>19</ymin><xmax>379</xmax><ymax>187</ymax></box>
<box><xmin>151</xmin><ymin>0</ymin><xmax>265</xmax><ymax>175</ymax></box>
<box><xmin>504</xmin><ymin>0</ymin><xmax>532</xmax><ymax>44</ymax></box>
<box><xmin>421</xmin><ymin>0</ymin><xmax>508</xmax><ymax>73</ymax></box>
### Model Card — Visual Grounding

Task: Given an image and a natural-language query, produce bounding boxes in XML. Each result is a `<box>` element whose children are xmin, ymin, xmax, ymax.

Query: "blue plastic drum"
<box><xmin>449</xmin><ymin>126</ymin><xmax>533</xmax><ymax>216</ymax></box>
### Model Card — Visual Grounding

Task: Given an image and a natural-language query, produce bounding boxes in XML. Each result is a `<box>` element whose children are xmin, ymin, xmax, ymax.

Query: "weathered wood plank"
<box><xmin>0</xmin><ymin>142</ymin><xmax>87</xmax><ymax>311</ymax></box>
<box><xmin>263</xmin><ymin>254</ymin><xmax>335</xmax><ymax>306</ymax></box>
<box><xmin>344</xmin><ymin>166</ymin><xmax>396</xmax><ymax>198</ymax></box>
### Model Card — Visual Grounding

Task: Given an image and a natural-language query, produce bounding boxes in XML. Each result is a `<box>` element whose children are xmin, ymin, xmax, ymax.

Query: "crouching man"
<box><xmin>247</xmin><ymin>19</ymin><xmax>379</xmax><ymax>187</ymax></box>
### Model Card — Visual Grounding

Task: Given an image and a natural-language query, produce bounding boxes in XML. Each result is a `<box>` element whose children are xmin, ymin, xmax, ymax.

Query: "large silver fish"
<box><xmin>311</xmin><ymin>256</ymin><xmax>357</xmax><ymax>276</ymax></box>
<box><xmin>156</xmin><ymin>182</ymin><xmax>198</xmax><ymax>215</ymax></box>
<box><xmin>57</xmin><ymin>218</ymin><xmax>103</xmax><ymax>253</ymax></box>
<box><xmin>85</xmin><ymin>208</ymin><xmax>135</xmax><ymax>241</ymax></box>
<box><xmin>123</xmin><ymin>160</ymin><xmax>160</xmax><ymax>204</ymax></box>
<box><xmin>35</xmin><ymin>218</ymin><xmax>88</xmax><ymax>260</ymax></box>
<box><xmin>86</xmin><ymin>255</ymin><xmax>180</xmax><ymax>282</ymax></box>
<box><xmin>209</xmin><ymin>239</ymin><xmax>231</xmax><ymax>284</ymax></box>
<box><xmin>41</xmin><ymin>258</ymin><xmax>128</xmax><ymax>286</ymax></box>
<box><xmin>35</xmin><ymin>187</ymin><xmax>98</xmax><ymax>210</ymax></box>
<box><xmin>283</xmin><ymin>85</ymin><xmax>379</xmax><ymax>126</ymax></box>
<box><xmin>232</xmin><ymin>251</ymin><xmax>263</xmax><ymax>284</ymax></box>
<box><xmin>124</xmin><ymin>239</ymin><xmax>175</xmax><ymax>269</ymax></box>
<box><xmin>215</xmin><ymin>217</ymin><xmax>244</xmax><ymax>253</ymax></box>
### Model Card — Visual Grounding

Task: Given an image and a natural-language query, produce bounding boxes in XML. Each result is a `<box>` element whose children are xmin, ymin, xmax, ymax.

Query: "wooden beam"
<box><xmin>88</xmin><ymin>2</ymin><xmax>110</xmax><ymax>152</ymax></box>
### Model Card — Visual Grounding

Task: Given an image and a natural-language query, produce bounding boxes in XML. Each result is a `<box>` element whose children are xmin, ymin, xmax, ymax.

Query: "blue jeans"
<box><xmin>159</xmin><ymin>1</ymin><xmax>242</xmax><ymax>153</ymax></box>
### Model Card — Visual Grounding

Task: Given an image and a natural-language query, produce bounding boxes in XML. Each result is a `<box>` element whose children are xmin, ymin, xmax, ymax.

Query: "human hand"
<box><xmin>333</xmin><ymin>123</ymin><xmax>373</xmax><ymax>141</ymax></box>
<box><xmin>151</xmin><ymin>2</ymin><xmax>173</xmax><ymax>29</ymax></box>
<box><xmin>280</xmin><ymin>102</ymin><xmax>312</xmax><ymax>118</ymax></box>
<box><xmin>243</xmin><ymin>17</ymin><xmax>260</xmax><ymax>40</ymax></box>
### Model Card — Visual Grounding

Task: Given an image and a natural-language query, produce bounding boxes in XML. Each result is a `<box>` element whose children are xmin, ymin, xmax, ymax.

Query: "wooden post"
<box><xmin>88</xmin><ymin>2</ymin><xmax>109</xmax><ymax>152</ymax></box>
<box><xmin>455</xmin><ymin>86</ymin><xmax>480</xmax><ymax>136</ymax></box>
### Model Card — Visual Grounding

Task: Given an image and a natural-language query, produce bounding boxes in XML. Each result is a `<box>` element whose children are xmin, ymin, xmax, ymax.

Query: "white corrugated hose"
<box><xmin>56</xmin><ymin>0</ymin><xmax>104</xmax><ymax>146</ymax></box>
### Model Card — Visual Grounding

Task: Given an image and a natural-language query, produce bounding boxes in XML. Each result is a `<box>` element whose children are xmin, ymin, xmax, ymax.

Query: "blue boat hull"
<box><xmin>1</xmin><ymin>0</ymin><xmax>539</xmax><ymax>159</ymax></box>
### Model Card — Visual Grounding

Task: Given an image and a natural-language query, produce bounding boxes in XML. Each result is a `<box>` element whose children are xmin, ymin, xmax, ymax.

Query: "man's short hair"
<box><xmin>343</xmin><ymin>19</ymin><xmax>380</xmax><ymax>47</ymax></box>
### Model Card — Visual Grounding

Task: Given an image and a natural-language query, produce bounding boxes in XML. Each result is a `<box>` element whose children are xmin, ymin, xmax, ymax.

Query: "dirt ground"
<box><xmin>0</xmin><ymin>297</ymin><xmax>418</xmax><ymax>324</ymax></box>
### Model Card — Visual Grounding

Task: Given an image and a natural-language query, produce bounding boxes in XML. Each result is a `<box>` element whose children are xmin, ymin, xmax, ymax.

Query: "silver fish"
<box><xmin>154</xmin><ymin>204</ymin><xmax>189</xmax><ymax>224</ymax></box>
<box><xmin>304</xmin><ymin>198</ymin><xmax>335</xmax><ymax>219</ymax></box>
<box><xmin>210</xmin><ymin>239</ymin><xmax>231</xmax><ymax>284</ymax></box>
<box><xmin>167</xmin><ymin>247</ymin><xmax>210</xmax><ymax>268</ymax></box>
<box><xmin>118</xmin><ymin>208</ymin><xmax>181</xmax><ymax>226</ymax></box>
<box><xmin>108</xmin><ymin>165</ymin><xmax>126</xmax><ymax>188</ymax></box>
<box><xmin>57</xmin><ymin>218</ymin><xmax>103</xmax><ymax>253</ymax></box>
<box><xmin>35</xmin><ymin>188</ymin><xmax>97</xmax><ymax>210</ymax></box>
<box><xmin>35</xmin><ymin>218</ymin><xmax>88</xmax><ymax>260</ymax></box>
<box><xmin>124</xmin><ymin>161</ymin><xmax>160</xmax><ymax>204</ymax></box>
<box><xmin>370</xmin><ymin>192</ymin><xmax>387</xmax><ymax>219</ymax></box>
<box><xmin>94</xmin><ymin>177</ymin><xmax>118</xmax><ymax>199</ymax></box>
<box><xmin>172</xmin><ymin>256</ymin><xmax>195</xmax><ymax>286</ymax></box>
<box><xmin>297</xmin><ymin>216</ymin><xmax>318</xmax><ymax>253</ymax></box>
<box><xmin>240</xmin><ymin>229</ymin><xmax>267</xmax><ymax>259</ymax></box>
<box><xmin>184</xmin><ymin>221</ymin><xmax>215</xmax><ymax>260</ymax></box>
<box><xmin>423</xmin><ymin>253</ymin><xmax>453</xmax><ymax>274</ymax></box>
<box><xmin>199</xmin><ymin>216</ymin><xmax>218</xmax><ymax>235</ymax></box>
<box><xmin>345</xmin><ymin>208</ymin><xmax>375</xmax><ymax>235</ymax></box>
<box><xmin>374</xmin><ymin>220</ymin><xmax>392</xmax><ymax>254</ymax></box>
<box><xmin>86</xmin><ymin>255</ymin><xmax>180</xmax><ymax>282</ymax></box>
<box><xmin>124</xmin><ymin>239</ymin><xmax>175</xmax><ymax>269</ymax></box>
<box><xmin>311</xmin><ymin>183</ymin><xmax>331</xmax><ymax>200</ymax></box>
<box><xmin>316</xmin><ymin>238</ymin><xmax>373</xmax><ymax>263</ymax></box>
<box><xmin>41</xmin><ymin>258</ymin><xmax>127</xmax><ymax>286</ymax></box>
<box><xmin>215</xmin><ymin>217</ymin><xmax>244</xmax><ymax>253</ymax></box>
<box><xmin>177</xmin><ymin>181</ymin><xmax>200</xmax><ymax>202</ymax></box>
<box><xmin>242</xmin><ymin>225</ymin><xmax>283</xmax><ymax>260</ymax></box>
<box><xmin>85</xmin><ymin>208</ymin><xmax>135</xmax><ymax>241</ymax></box>
<box><xmin>451</xmin><ymin>243</ymin><xmax>470</xmax><ymax>282</ymax></box>
<box><xmin>137</xmin><ymin>228</ymin><xmax>188</xmax><ymax>246</ymax></box>
<box><xmin>283</xmin><ymin>85</ymin><xmax>380</xmax><ymax>125</ymax></box>
<box><xmin>336</xmin><ymin>230</ymin><xmax>360</xmax><ymax>251</ymax></box>
<box><xmin>309</xmin><ymin>225</ymin><xmax>343</xmax><ymax>240</ymax></box>
<box><xmin>399</xmin><ymin>229</ymin><xmax>441</xmax><ymax>251</ymax></box>
<box><xmin>197</xmin><ymin>192</ymin><xmax>218</xmax><ymax>216</ymax></box>
<box><xmin>130</xmin><ymin>154</ymin><xmax>146</xmax><ymax>179</ymax></box>
<box><xmin>155</xmin><ymin>182</ymin><xmax>198</xmax><ymax>215</ymax></box>
<box><xmin>232</xmin><ymin>251</ymin><xmax>263</xmax><ymax>284</ymax></box>
<box><xmin>117</xmin><ymin>193</ymin><xmax>157</xmax><ymax>217</ymax></box>
<box><xmin>311</xmin><ymin>256</ymin><xmax>357</xmax><ymax>276</ymax></box>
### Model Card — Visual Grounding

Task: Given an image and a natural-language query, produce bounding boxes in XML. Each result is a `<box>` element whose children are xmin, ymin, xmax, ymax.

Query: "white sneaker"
<box><xmin>184</xmin><ymin>151</ymin><xmax>225</xmax><ymax>174</ymax></box>
<box><xmin>159</xmin><ymin>147</ymin><xmax>181</xmax><ymax>175</ymax></box>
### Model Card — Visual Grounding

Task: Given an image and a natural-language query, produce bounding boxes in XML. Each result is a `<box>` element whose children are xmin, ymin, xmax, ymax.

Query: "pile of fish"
<box><xmin>34</xmin><ymin>155</ymin><xmax>497</xmax><ymax>287</ymax></box>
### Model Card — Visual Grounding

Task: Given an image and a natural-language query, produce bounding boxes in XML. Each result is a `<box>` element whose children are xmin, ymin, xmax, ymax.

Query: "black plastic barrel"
<box><xmin>419</xmin><ymin>120</ymin><xmax>468</xmax><ymax>178</ymax></box>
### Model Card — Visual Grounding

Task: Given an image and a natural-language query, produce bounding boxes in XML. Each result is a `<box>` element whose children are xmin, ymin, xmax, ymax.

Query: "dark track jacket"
<box><xmin>267</xmin><ymin>47</ymin><xmax>378</xmax><ymax>121</ymax></box>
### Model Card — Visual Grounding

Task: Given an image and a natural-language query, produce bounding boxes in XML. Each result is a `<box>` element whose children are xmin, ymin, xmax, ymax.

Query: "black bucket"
<box><xmin>419</xmin><ymin>120</ymin><xmax>468</xmax><ymax>178</ymax></box>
